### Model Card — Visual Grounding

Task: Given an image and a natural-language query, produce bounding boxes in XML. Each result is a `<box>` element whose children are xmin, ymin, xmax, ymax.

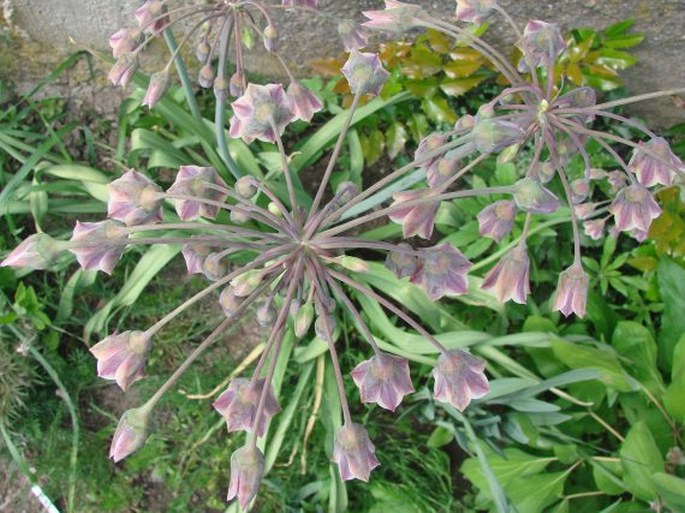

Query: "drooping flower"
<box><xmin>229</xmin><ymin>83</ymin><xmax>295</xmax><ymax>144</ymax></box>
<box><xmin>109</xmin><ymin>406</ymin><xmax>151</xmax><ymax>462</ymax></box>
<box><xmin>628</xmin><ymin>137</ymin><xmax>684</xmax><ymax>187</ymax></box>
<box><xmin>455</xmin><ymin>0</ymin><xmax>497</xmax><ymax>25</ymax></box>
<box><xmin>107</xmin><ymin>169</ymin><xmax>163</xmax><ymax>226</ymax></box>
<box><xmin>227</xmin><ymin>445</ymin><xmax>265</xmax><ymax>509</ymax></box>
<box><xmin>333</xmin><ymin>423</ymin><xmax>380</xmax><ymax>481</ymax></box>
<box><xmin>202</xmin><ymin>252</ymin><xmax>228</xmax><ymax>281</ymax></box>
<box><xmin>433</xmin><ymin>350</ymin><xmax>489</xmax><ymax>411</ymax></box>
<box><xmin>607</xmin><ymin>170</ymin><xmax>627</xmax><ymax>194</ymax></box>
<box><xmin>341</xmin><ymin>51</ymin><xmax>390</xmax><ymax>97</ymax></box>
<box><xmin>385</xmin><ymin>242</ymin><xmax>418</xmax><ymax>278</ymax></box>
<box><xmin>287</xmin><ymin>82</ymin><xmax>323</xmax><ymax>122</ymax></box>
<box><xmin>513</xmin><ymin>178</ymin><xmax>561</xmax><ymax>214</ymax></box>
<box><xmin>583</xmin><ymin>218</ymin><xmax>606</xmax><ymax>240</ymax></box>
<box><xmin>90</xmin><ymin>331</ymin><xmax>152</xmax><ymax>391</ymax></box>
<box><xmin>427</xmin><ymin>152</ymin><xmax>461</xmax><ymax>188</ymax></box>
<box><xmin>142</xmin><ymin>71</ymin><xmax>170</xmax><ymax>109</ymax></box>
<box><xmin>69</xmin><ymin>220</ymin><xmax>128</xmax><ymax>274</ymax></box>
<box><xmin>108</xmin><ymin>28</ymin><xmax>141</xmax><ymax>58</ymax></box>
<box><xmin>415</xmin><ymin>133</ymin><xmax>448</xmax><ymax>171</ymax></box>
<box><xmin>477</xmin><ymin>200</ymin><xmax>517</xmax><ymax>242</ymax></box>
<box><xmin>219</xmin><ymin>286</ymin><xmax>244</xmax><ymax>318</ymax></box>
<box><xmin>388</xmin><ymin>190</ymin><xmax>439</xmax><ymax>239</ymax></box>
<box><xmin>609</xmin><ymin>184</ymin><xmax>662</xmax><ymax>233</ymax></box>
<box><xmin>213</xmin><ymin>378</ymin><xmax>281</xmax><ymax>437</ymax></box>
<box><xmin>362</xmin><ymin>0</ymin><xmax>423</xmax><ymax>33</ymax></box>
<box><xmin>482</xmin><ymin>243</ymin><xmax>530</xmax><ymax>304</ymax></box>
<box><xmin>551</xmin><ymin>263</ymin><xmax>589</xmax><ymax>318</ymax></box>
<box><xmin>516</xmin><ymin>20</ymin><xmax>566</xmax><ymax>71</ymax></box>
<box><xmin>411</xmin><ymin>243</ymin><xmax>472</xmax><ymax>300</ymax></box>
<box><xmin>1</xmin><ymin>233</ymin><xmax>64</xmax><ymax>270</ymax></box>
<box><xmin>471</xmin><ymin>117</ymin><xmax>526</xmax><ymax>154</ymax></box>
<box><xmin>134</xmin><ymin>0</ymin><xmax>168</xmax><ymax>33</ymax></box>
<box><xmin>351</xmin><ymin>353</ymin><xmax>414</xmax><ymax>411</ymax></box>
<box><xmin>108</xmin><ymin>54</ymin><xmax>139</xmax><ymax>88</ymax></box>
<box><xmin>338</xmin><ymin>20</ymin><xmax>369</xmax><ymax>51</ymax></box>
<box><xmin>167</xmin><ymin>166</ymin><xmax>228</xmax><ymax>220</ymax></box>
<box><xmin>181</xmin><ymin>240</ymin><xmax>212</xmax><ymax>275</ymax></box>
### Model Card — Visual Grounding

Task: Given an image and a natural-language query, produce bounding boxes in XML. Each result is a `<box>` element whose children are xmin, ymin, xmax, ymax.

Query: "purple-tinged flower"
<box><xmin>528</xmin><ymin>160</ymin><xmax>556</xmax><ymax>184</ymax></box>
<box><xmin>607</xmin><ymin>170</ymin><xmax>627</xmax><ymax>194</ymax></box>
<box><xmin>609</xmin><ymin>184</ymin><xmax>662</xmax><ymax>233</ymax></box>
<box><xmin>213</xmin><ymin>76</ymin><xmax>229</xmax><ymax>101</ymax></box>
<box><xmin>231</xmin><ymin>269</ymin><xmax>263</xmax><ymax>297</ymax></box>
<box><xmin>1</xmin><ymin>233</ymin><xmax>64</xmax><ymax>270</ymax></box>
<box><xmin>574</xmin><ymin>203</ymin><xmax>596</xmax><ymax>220</ymax></box>
<box><xmin>516</xmin><ymin>20</ymin><xmax>566</xmax><ymax>72</ymax></box>
<box><xmin>385</xmin><ymin>242</ymin><xmax>418</xmax><ymax>279</ymax></box>
<box><xmin>584</xmin><ymin>218</ymin><xmax>606</xmax><ymax>240</ymax></box>
<box><xmin>69</xmin><ymin>220</ymin><xmax>128</xmax><ymax>274</ymax></box>
<box><xmin>134</xmin><ymin>0</ymin><xmax>168</xmax><ymax>33</ymax></box>
<box><xmin>388</xmin><ymin>190</ymin><xmax>439</xmax><ymax>239</ymax></box>
<box><xmin>341</xmin><ymin>51</ymin><xmax>390</xmax><ymax>97</ymax></box>
<box><xmin>471</xmin><ymin>117</ymin><xmax>526</xmax><ymax>154</ymax></box>
<box><xmin>333</xmin><ymin>423</ymin><xmax>380</xmax><ymax>481</ymax></box>
<box><xmin>282</xmin><ymin>0</ymin><xmax>317</xmax><ymax>8</ymax></box>
<box><xmin>90</xmin><ymin>331</ymin><xmax>151</xmax><ymax>391</ymax></box>
<box><xmin>338</xmin><ymin>20</ymin><xmax>369</xmax><ymax>51</ymax></box>
<box><xmin>213</xmin><ymin>378</ymin><xmax>281</xmax><ymax>437</ymax></box>
<box><xmin>108</xmin><ymin>54</ymin><xmax>139</xmax><ymax>88</ymax></box>
<box><xmin>411</xmin><ymin>243</ymin><xmax>472</xmax><ymax>300</ymax></box>
<box><xmin>109</xmin><ymin>406</ymin><xmax>151</xmax><ymax>462</ymax></box>
<box><xmin>108</xmin><ymin>28</ymin><xmax>141</xmax><ymax>58</ymax></box>
<box><xmin>287</xmin><ymin>82</ymin><xmax>323</xmax><ymax>122</ymax></box>
<box><xmin>477</xmin><ymin>200</ymin><xmax>517</xmax><ymax>242</ymax></box>
<box><xmin>455</xmin><ymin>0</ymin><xmax>497</xmax><ymax>25</ymax></box>
<box><xmin>263</xmin><ymin>24</ymin><xmax>278</xmax><ymax>52</ymax></box>
<box><xmin>427</xmin><ymin>152</ymin><xmax>461</xmax><ymax>188</ymax></box>
<box><xmin>202</xmin><ymin>253</ymin><xmax>227</xmax><ymax>281</ymax></box>
<box><xmin>552</xmin><ymin>263</ymin><xmax>589</xmax><ymax>318</ymax></box>
<box><xmin>415</xmin><ymin>133</ymin><xmax>448</xmax><ymax>171</ymax></box>
<box><xmin>229</xmin><ymin>83</ymin><xmax>294</xmax><ymax>144</ymax></box>
<box><xmin>181</xmin><ymin>240</ymin><xmax>212</xmax><ymax>275</ymax></box>
<box><xmin>362</xmin><ymin>0</ymin><xmax>423</xmax><ymax>33</ymax></box>
<box><xmin>107</xmin><ymin>169</ymin><xmax>163</xmax><ymax>226</ymax></box>
<box><xmin>198</xmin><ymin>64</ymin><xmax>215</xmax><ymax>89</ymax></box>
<box><xmin>628</xmin><ymin>137</ymin><xmax>684</xmax><ymax>187</ymax></box>
<box><xmin>227</xmin><ymin>445</ymin><xmax>265</xmax><ymax>509</ymax></box>
<box><xmin>513</xmin><ymin>178</ymin><xmax>561</xmax><ymax>214</ymax></box>
<box><xmin>351</xmin><ymin>353</ymin><xmax>414</xmax><ymax>411</ymax></box>
<box><xmin>433</xmin><ymin>350</ymin><xmax>489</xmax><ymax>411</ymax></box>
<box><xmin>482</xmin><ymin>243</ymin><xmax>530</xmax><ymax>304</ymax></box>
<box><xmin>219</xmin><ymin>287</ymin><xmax>244</xmax><ymax>318</ymax></box>
<box><xmin>570</xmin><ymin>179</ymin><xmax>590</xmax><ymax>204</ymax></box>
<box><xmin>167</xmin><ymin>166</ymin><xmax>228</xmax><ymax>220</ymax></box>
<box><xmin>229</xmin><ymin>71</ymin><xmax>245</xmax><ymax>97</ymax></box>
<box><xmin>627</xmin><ymin>228</ymin><xmax>649</xmax><ymax>242</ymax></box>
<box><xmin>142</xmin><ymin>71</ymin><xmax>169</xmax><ymax>109</ymax></box>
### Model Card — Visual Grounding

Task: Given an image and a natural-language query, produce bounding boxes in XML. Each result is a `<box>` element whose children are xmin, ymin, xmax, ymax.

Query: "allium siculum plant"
<box><xmin>3</xmin><ymin>0</ymin><xmax>685</xmax><ymax>508</ymax></box>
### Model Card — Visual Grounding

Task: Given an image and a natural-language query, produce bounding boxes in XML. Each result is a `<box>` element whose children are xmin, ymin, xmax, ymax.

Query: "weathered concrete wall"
<box><xmin>2</xmin><ymin>0</ymin><xmax>684</xmax><ymax>125</ymax></box>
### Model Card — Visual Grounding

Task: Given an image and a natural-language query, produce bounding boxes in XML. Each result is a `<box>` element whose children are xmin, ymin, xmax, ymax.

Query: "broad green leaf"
<box><xmin>652</xmin><ymin>473</ymin><xmax>685</xmax><ymax>511</ymax></box>
<box><xmin>461</xmin><ymin>447</ymin><xmax>556</xmax><ymax>488</ymax></box>
<box><xmin>591</xmin><ymin>458</ymin><xmax>626</xmax><ymax>496</ymax></box>
<box><xmin>619</xmin><ymin>421</ymin><xmax>663</xmax><ymax>501</ymax></box>
<box><xmin>507</xmin><ymin>471</ymin><xmax>568</xmax><ymax>513</ymax></box>
<box><xmin>657</xmin><ymin>258</ymin><xmax>685</xmax><ymax>370</ymax></box>
<box><xmin>662</xmin><ymin>334</ymin><xmax>685</xmax><ymax>422</ymax></box>
<box><xmin>611</xmin><ymin>322</ymin><xmax>665</xmax><ymax>395</ymax></box>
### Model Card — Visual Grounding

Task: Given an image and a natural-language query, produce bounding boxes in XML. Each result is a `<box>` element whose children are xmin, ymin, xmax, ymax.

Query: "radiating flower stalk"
<box><xmin>3</xmin><ymin>0</ymin><xmax>684</xmax><ymax>508</ymax></box>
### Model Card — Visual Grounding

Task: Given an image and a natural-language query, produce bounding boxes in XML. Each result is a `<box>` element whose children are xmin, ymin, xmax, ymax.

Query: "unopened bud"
<box><xmin>257</xmin><ymin>300</ymin><xmax>276</xmax><ymax>327</ymax></box>
<box><xmin>235</xmin><ymin>176</ymin><xmax>258</xmax><ymax>198</ymax></box>
<box><xmin>203</xmin><ymin>253</ymin><xmax>227</xmax><ymax>281</ymax></box>
<box><xmin>109</xmin><ymin>406</ymin><xmax>151</xmax><ymax>462</ymax></box>
<box><xmin>230</xmin><ymin>71</ymin><xmax>245</xmax><ymax>97</ymax></box>
<box><xmin>213</xmin><ymin>76</ymin><xmax>229</xmax><ymax>100</ymax></box>
<box><xmin>196</xmin><ymin>39</ymin><xmax>211</xmax><ymax>63</ymax></box>
<box><xmin>1</xmin><ymin>233</ymin><xmax>65</xmax><ymax>270</ymax></box>
<box><xmin>513</xmin><ymin>178</ymin><xmax>561</xmax><ymax>214</ymax></box>
<box><xmin>231</xmin><ymin>270</ymin><xmax>262</xmax><ymax>297</ymax></box>
<box><xmin>220</xmin><ymin>287</ymin><xmax>244</xmax><ymax>318</ymax></box>
<box><xmin>263</xmin><ymin>24</ymin><xmax>278</xmax><ymax>52</ymax></box>
<box><xmin>268</xmin><ymin>202</ymin><xmax>283</xmax><ymax>217</ymax></box>
<box><xmin>142</xmin><ymin>71</ymin><xmax>169</xmax><ymax>108</ymax></box>
<box><xmin>198</xmin><ymin>64</ymin><xmax>215</xmax><ymax>88</ymax></box>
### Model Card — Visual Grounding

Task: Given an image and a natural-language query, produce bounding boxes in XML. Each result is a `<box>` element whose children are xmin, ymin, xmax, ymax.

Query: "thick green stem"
<box><xmin>163</xmin><ymin>29</ymin><xmax>202</xmax><ymax>122</ymax></box>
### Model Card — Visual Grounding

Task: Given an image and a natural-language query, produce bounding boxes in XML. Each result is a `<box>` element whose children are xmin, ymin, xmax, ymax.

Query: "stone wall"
<box><xmin>2</xmin><ymin>0</ymin><xmax>684</xmax><ymax>125</ymax></box>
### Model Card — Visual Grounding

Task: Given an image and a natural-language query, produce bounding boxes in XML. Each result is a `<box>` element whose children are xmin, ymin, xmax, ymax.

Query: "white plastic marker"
<box><xmin>30</xmin><ymin>484</ymin><xmax>61</xmax><ymax>513</ymax></box>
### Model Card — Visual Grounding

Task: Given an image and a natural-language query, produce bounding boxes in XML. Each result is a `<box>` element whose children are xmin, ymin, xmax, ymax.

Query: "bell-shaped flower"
<box><xmin>333</xmin><ymin>423</ymin><xmax>380</xmax><ymax>481</ymax></box>
<box><xmin>142</xmin><ymin>71</ymin><xmax>169</xmax><ymax>109</ymax></box>
<box><xmin>338</xmin><ymin>20</ymin><xmax>369</xmax><ymax>51</ymax></box>
<box><xmin>167</xmin><ymin>165</ymin><xmax>228</xmax><ymax>220</ymax></box>
<box><xmin>609</xmin><ymin>184</ymin><xmax>661</xmax><ymax>233</ymax></box>
<box><xmin>90</xmin><ymin>330</ymin><xmax>152</xmax><ymax>391</ymax></box>
<box><xmin>287</xmin><ymin>82</ymin><xmax>323</xmax><ymax>122</ymax></box>
<box><xmin>607</xmin><ymin>170</ymin><xmax>627</xmax><ymax>194</ymax></box>
<box><xmin>181</xmin><ymin>240</ymin><xmax>212</xmax><ymax>275</ymax></box>
<box><xmin>570</xmin><ymin>179</ymin><xmax>590</xmax><ymax>204</ymax></box>
<box><xmin>107</xmin><ymin>169</ymin><xmax>163</xmax><ymax>226</ymax></box>
<box><xmin>477</xmin><ymin>200</ymin><xmax>517</xmax><ymax>242</ymax></box>
<box><xmin>388</xmin><ymin>189</ymin><xmax>439</xmax><ymax>239</ymax></box>
<box><xmin>213</xmin><ymin>378</ymin><xmax>280</xmax><ymax>437</ymax></box>
<box><xmin>341</xmin><ymin>51</ymin><xmax>390</xmax><ymax>97</ymax></box>
<box><xmin>362</xmin><ymin>0</ymin><xmax>423</xmax><ymax>33</ymax></box>
<box><xmin>574</xmin><ymin>202</ymin><xmax>596</xmax><ymax>220</ymax></box>
<box><xmin>69</xmin><ymin>220</ymin><xmax>128</xmax><ymax>274</ymax></box>
<box><xmin>482</xmin><ymin>243</ymin><xmax>530</xmax><ymax>304</ymax></box>
<box><xmin>472</xmin><ymin>117</ymin><xmax>526</xmax><ymax>154</ymax></box>
<box><xmin>1</xmin><ymin>233</ymin><xmax>65</xmax><ymax>270</ymax></box>
<box><xmin>227</xmin><ymin>445</ymin><xmax>265</xmax><ymax>509</ymax></box>
<box><xmin>455</xmin><ymin>0</ymin><xmax>497</xmax><ymax>25</ymax></box>
<box><xmin>433</xmin><ymin>350</ymin><xmax>489</xmax><ymax>411</ymax></box>
<box><xmin>415</xmin><ymin>133</ymin><xmax>448</xmax><ymax>171</ymax></box>
<box><xmin>516</xmin><ymin>20</ymin><xmax>566</xmax><ymax>72</ymax></box>
<box><xmin>427</xmin><ymin>152</ymin><xmax>461</xmax><ymax>188</ymax></box>
<box><xmin>513</xmin><ymin>178</ymin><xmax>561</xmax><ymax>214</ymax></box>
<box><xmin>583</xmin><ymin>218</ymin><xmax>606</xmax><ymax>240</ymax></box>
<box><xmin>108</xmin><ymin>54</ymin><xmax>139</xmax><ymax>88</ymax></box>
<box><xmin>108</xmin><ymin>28</ymin><xmax>141</xmax><ymax>58</ymax></box>
<box><xmin>628</xmin><ymin>137</ymin><xmax>683</xmax><ymax>187</ymax></box>
<box><xmin>411</xmin><ymin>243</ymin><xmax>472</xmax><ymax>300</ymax></box>
<box><xmin>351</xmin><ymin>352</ymin><xmax>414</xmax><ymax>411</ymax></box>
<box><xmin>229</xmin><ymin>83</ymin><xmax>294</xmax><ymax>144</ymax></box>
<box><xmin>109</xmin><ymin>406</ymin><xmax>151</xmax><ymax>462</ymax></box>
<box><xmin>135</xmin><ymin>0</ymin><xmax>168</xmax><ymax>33</ymax></box>
<box><xmin>282</xmin><ymin>0</ymin><xmax>317</xmax><ymax>7</ymax></box>
<box><xmin>202</xmin><ymin>252</ymin><xmax>227</xmax><ymax>281</ymax></box>
<box><xmin>219</xmin><ymin>287</ymin><xmax>244</xmax><ymax>318</ymax></box>
<box><xmin>552</xmin><ymin>263</ymin><xmax>589</xmax><ymax>318</ymax></box>
<box><xmin>385</xmin><ymin>242</ymin><xmax>418</xmax><ymax>279</ymax></box>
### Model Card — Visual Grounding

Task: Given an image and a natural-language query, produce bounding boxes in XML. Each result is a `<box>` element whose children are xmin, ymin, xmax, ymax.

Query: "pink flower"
<box><xmin>181</xmin><ymin>239</ymin><xmax>212</xmax><ymax>275</ymax></box>
<box><xmin>213</xmin><ymin>378</ymin><xmax>281</xmax><ymax>437</ymax></box>
<box><xmin>287</xmin><ymin>82</ymin><xmax>323</xmax><ymax>122</ymax></box>
<box><xmin>411</xmin><ymin>243</ymin><xmax>473</xmax><ymax>300</ymax></box>
<box><xmin>108</xmin><ymin>55</ymin><xmax>139</xmax><ymax>88</ymax></box>
<box><xmin>477</xmin><ymin>200</ymin><xmax>517</xmax><ymax>242</ymax></box>
<box><xmin>1</xmin><ymin>233</ymin><xmax>63</xmax><ymax>270</ymax></box>
<box><xmin>426</xmin><ymin>153</ymin><xmax>461</xmax><ymax>188</ymax></box>
<box><xmin>552</xmin><ymin>263</ymin><xmax>589</xmax><ymax>318</ymax></box>
<box><xmin>229</xmin><ymin>83</ymin><xmax>294</xmax><ymax>144</ymax></box>
<box><xmin>482</xmin><ymin>243</ymin><xmax>530</xmax><ymax>304</ymax></box>
<box><xmin>134</xmin><ymin>0</ymin><xmax>168</xmax><ymax>33</ymax></box>
<box><xmin>69</xmin><ymin>220</ymin><xmax>128</xmax><ymax>274</ymax></box>
<box><xmin>167</xmin><ymin>166</ymin><xmax>228</xmax><ymax>220</ymax></box>
<box><xmin>338</xmin><ymin>20</ymin><xmax>369</xmax><ymax>51</ymax></box>
<box><xmin>384</xmin><ymin>242</ymin><xmax>418</xmax><ymax>279</ymax></box>
<box><xmin>433</xmin><ymin>350</ymin><xmax>489</xmax><ymax>411</ymax></box>
<box><xmin>341</xmin><ymin>51</ymin><xmax>390</xmax><ymax>97</ymax></box>
<box><xmin>388</xmin><ymin>190</ymin><xmax>439</xmax><ymax>239</ymax></box>
<box><xmin>516</xmin><ymin>20</ymin><xmax>566</xmax><ymax>72</ymax></box>
<box><xmin>609</xmin><ymin>184</ymin><xmax>661</xmax><ymax>233</ymax></box>
<box><xmin>108</xmin><ymin>28</ymin><xmax>141</xmax><ymax>58</ymax></box>
<box><xmin>362</xmin><ymin>0</ymin><xmax>423</xmax><ymax>33</ymax></box>
<box><xmin>142</xmin><ymin>71</ymin><xmax>169</xmax><ymax>109</ymax></box>
<box><xmin>472</xmin><ymin>117</ymin><xmax>526</xmax><ymax>154</ymax></box>
<box><xmin>628</xmin><ymin>137</ymin><xmax>683</xmax><ymax>187</ymax></box>
<box><xmin>584</xmin><ymin>218</ymin><xmax>606</xmax><ymax>240</ymax></box>
<box><xmin>109</xmin><ymin>406</ymin><xmax>151</xmax><ymax>462</ymax></box>
<box><xmin>90</xmin><ymin>331</ymin><xmax>151</xmax><ymax>391</ymax></box>
<box><xmin>415</xmin><ymin>133</ymin><xmax>448</xmax><ymax>170</ymax></box>
<box><xmin>227</xmin><ymin>445</ymin><xmax>265</xmax><ymax>509</ymax></box>
<box><xmin>513</xmin><ymin>178</ymin><xmax>561</xmax><ymax>214</ymax></box>
<box><xmin>351</xmin><ymin>353</ymin><xmax>414</xmax><ymax>411</ymax></box>
<box><xmin>107</xmin><ymin>169</ymin><xmax>163</xmax><ymax>226</ymax></box>
<box><xmin>333</xmin><ymin>423</ymin><xmax>380</xmax><ymax>481</ymax></box>
<box><xmin>455</xmin><ymin>0</ymin><xmax>497</xmax><ymax>25</ymax></box>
